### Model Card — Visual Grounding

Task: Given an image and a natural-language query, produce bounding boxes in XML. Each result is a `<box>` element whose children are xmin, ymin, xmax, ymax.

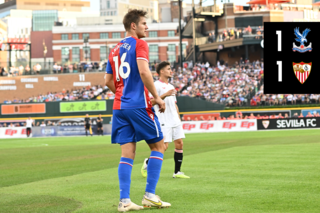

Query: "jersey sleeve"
<box><xmin>136</xmin><ymin>40</ymin><xmax>149</xmax><ymax>62</ymax></box>
<box><xmin>106</xmin><ymin>59</ymin><xmax>113</xmax><ymax>74</ymax></box>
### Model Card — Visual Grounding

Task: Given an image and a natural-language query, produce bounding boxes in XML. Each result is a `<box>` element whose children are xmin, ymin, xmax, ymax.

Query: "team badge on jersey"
<box><xmin>292</xmin><ymin>62</ymin><xmax>312</xmax><ymax>84</ymax></box>
<box><xmin>292</xmin><ymin>27</ymin><xmax>312</xmax><ymax>53</ymax></box>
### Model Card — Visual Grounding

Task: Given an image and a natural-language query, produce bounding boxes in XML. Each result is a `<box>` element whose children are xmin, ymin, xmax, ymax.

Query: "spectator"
<box><xmin>25</xmin><ymin>65</ymin><xmax>31</xmax><ymax>75</ymax></box>
<box><xmin>40</xmin><ymin>121</ymin><xmax>46</xmax><ymax>127</ymax></box>
<box><xmin>35</xmin><ymin>63</ymin><xmax>41</xmax><ymax>74</ymax></box>
<box><xmin>53</xmin><ymin>63</ymin><xmax>59</xmax><ymax>74</ymax></box>
<box><xmin>18</xmin><ymin>65</ymin><xmax>24</xmax><ymax>76</ymax></box>
<box><xmin>306</xmin><ymin>112</ymin><xmax>313</xmax><ymax>117</ymax></box>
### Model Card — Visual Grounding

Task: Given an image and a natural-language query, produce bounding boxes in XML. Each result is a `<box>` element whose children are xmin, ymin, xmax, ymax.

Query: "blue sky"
<box><xmin>87</xmin><ymin>0</ymin><xmax>250</xmax><ymax>11</ymax></box>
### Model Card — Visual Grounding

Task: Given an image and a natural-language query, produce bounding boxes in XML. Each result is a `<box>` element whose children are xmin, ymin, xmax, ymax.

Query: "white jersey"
<box><xmin>152</xmin><ymin>80</ymin><xmax>181</xmax><ymax>128</ymax></box>
<box><xmin>26</xmin><ymin>119</ymin><xmax>33</xmax><ymax>128</ymax></box>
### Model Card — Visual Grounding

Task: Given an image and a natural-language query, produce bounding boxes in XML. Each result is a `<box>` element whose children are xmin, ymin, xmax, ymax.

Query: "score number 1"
<box><xmin>276</xmin><ymin>30</ymin><xmax>282</xmax><ymax>82</ymax></box>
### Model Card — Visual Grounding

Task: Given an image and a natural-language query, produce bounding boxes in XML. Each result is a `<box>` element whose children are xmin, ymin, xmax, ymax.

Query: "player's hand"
<box><xmin>154</xmin><ymin>96</ymin><xmax>166</xmax><ymax>113</ymax></box>
<box><xmin>165</xmin><ymin>89</ymin><xmax>177</xmax><ymax>97</ymax></box>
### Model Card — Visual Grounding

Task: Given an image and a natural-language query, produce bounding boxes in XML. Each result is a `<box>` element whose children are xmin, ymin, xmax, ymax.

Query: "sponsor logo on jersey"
<box><xmin>292</xmin><ymin>62</ymin><xmax>312</xmax><ymax>84</ymax></box>
<box><xmin>293</xmin><ymin>27</ymin><xmax>312</xmax><ymax>53</ymax></box>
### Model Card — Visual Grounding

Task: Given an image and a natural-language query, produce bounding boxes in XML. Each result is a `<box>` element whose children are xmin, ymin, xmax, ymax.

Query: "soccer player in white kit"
<box><xmin>141</xmin><ymin>61</ymin><xmax>190</xmax><ymax>178</ymax></box>
<box><xmin>25</xmin><ymin>117</ymin><xmax>34</xmax><ymax>137</ymax></box>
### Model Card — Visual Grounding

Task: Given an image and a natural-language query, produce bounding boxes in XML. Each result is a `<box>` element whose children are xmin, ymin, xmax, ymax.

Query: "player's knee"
<box><xmin>164</xmin><ymin>143</ymin><xmax>169</xmax><ymax>151</ymax></box>
<box><xmin>175</xmin><ymin>140</ymin><xmax>183</xmax><ymax>149</ymax></box>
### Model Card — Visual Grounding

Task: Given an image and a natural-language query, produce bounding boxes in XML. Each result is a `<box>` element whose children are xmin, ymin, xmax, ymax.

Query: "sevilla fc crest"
<box><xmin>262</xmin><ymin>120</ymin><xmax>269</xmax><ymax>129</ymax></box>
<box><xmin>293</xmin><ymin>62</ymin><xmax>312</xmax><ymax>84</ymax></box>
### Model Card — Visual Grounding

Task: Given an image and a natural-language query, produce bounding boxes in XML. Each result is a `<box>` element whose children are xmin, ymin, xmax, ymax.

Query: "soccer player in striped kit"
<box><xmin>105</xmin><ymin>9</ymin><xmax>171</xmax><ymax>212</ymax></box>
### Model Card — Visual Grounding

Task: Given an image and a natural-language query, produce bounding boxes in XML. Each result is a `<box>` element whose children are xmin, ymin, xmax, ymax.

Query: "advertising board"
<box><xmin>60</xmin><ymin>101</ymin><xmax>106</xmax><ymax>113</ymax></box>
<box><xmin>182</xmin><ymin>119</ymin><xmax>257</xmax><ymax>133</ymax></box>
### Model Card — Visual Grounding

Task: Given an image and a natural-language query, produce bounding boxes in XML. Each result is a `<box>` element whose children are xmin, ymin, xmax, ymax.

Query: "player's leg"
<box><xmin>85</xmin><ymin>125</ymin><xmax>88</xmax><ymax>136</ymax></box>
<box><xmin>112</xmin><ymin>109</ymin><xmax>143</xmax><ymax>212</ymax></box>
<box><xmin>126</xmin><ymin>108</ymin><xmax>170</xmax><ymax>208</ymax></box>
<box><xmin>141</xmin><ymin>126</ymin><xmax>171</xmax><ymax>178</ymax></box>
<box><xmin>26</xmin><ymin>128</ymin><xmax>30</xmax><ymax>137</ymax></box>
<box><xmin>97</xmin><ymin>127</ymin><xmax>100</xmax><ymax>135</ymax></box>
<box><xmin>89</xmin><ymin>126</ymin><xmax>93</xmax><ymax>136</ymax></box>
<box><xmin>172</xmin><ymin>125</ymin><xmax>189</xmax><ymax>179</ymax></box>
<box><xmin>142</xmin><ymin>139</ymin><xmax>170</xmax><ymax>208</ymax></box>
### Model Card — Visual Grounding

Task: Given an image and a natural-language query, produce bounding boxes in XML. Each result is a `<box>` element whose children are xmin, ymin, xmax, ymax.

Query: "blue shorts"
<box><xmin>111</xmin><ymin>108</ymin><xmax>163</xmax><ymax>145</ymax></box>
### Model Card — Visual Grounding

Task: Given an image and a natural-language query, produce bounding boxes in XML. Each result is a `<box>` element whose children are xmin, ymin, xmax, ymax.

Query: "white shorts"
<box><xmin>162</xmin><ymin>124</ymin><xmax>185</xmax><ymax>143</ymax></box>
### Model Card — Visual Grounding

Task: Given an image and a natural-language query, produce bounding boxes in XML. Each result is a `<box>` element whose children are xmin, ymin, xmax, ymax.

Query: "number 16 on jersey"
<box><xmin>113</xmin><ymin>52</ymin><xmax>131</xmax><ymax>82</ymax></box>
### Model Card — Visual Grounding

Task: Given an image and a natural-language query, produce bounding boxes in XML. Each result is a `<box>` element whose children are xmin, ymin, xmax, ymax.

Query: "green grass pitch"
<box><xmin>1</xmin><ymin>130</ymin><xmax>320</xmax><ymax>213</ymax></box>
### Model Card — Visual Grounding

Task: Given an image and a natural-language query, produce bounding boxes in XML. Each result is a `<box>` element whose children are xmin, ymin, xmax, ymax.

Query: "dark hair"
<box><xmin>156</xmin><ymin>61</ymin><xmax>170</xmax><ymax>76</ymax></box>
<box><xmin>123</xmin><ymin>9</ymin><xmax>147</xmax><ymax>32</ymax></box>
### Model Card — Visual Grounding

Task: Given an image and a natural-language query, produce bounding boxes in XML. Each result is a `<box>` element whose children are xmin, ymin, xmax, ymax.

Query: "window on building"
<box><xmin>112</xmin><ymin>32</ymin><xmax>121</xmax><ymax>38</ymax></box>
<box><xmin>168</xmin><ymin>55</ymin><xmax>176</xmax><ymax>63</ymax></box>
<box><xmin>61</xmin><ymin>47</ymin><xmax>69</xmax><ymax>62</ymax></box>
<box><xmin>168</xmin><ymin>30</ymin><xmax>175</xmax><ymax>37</ymax></box>
<box><xmin>168</xmin><ymin>44</ymin><xmax>175</xmax><ymax>52</ymax></box>
<box><xmin>149</xmin><ymin>44</ymin><xmax>158</xmax><ymax>63</ymax></box>
<box><xmin>32</xmin><ymin>10</ymin><xmax>58</xmax><ymax>32</ymax></box>
<box><xmin>72</xmin><ymin>47</ymin><xmax>80</xmax><ymax>62</ymax></box>
<box><xmin>100</xmin><ymin>33</ymin><xmax>108</xmax><ymax>39</ymax></box>
<box><xmin>124</xmin><ymin>32</ymin><xmax>126</xmax><ymax>37</ymax></box>
<box><xmin>149</xmin><ymin>31</ymin><xmax>158</xmax><ymax>37</ymax></box>
<box><xmin>100</xmin><ymin>12</ymin><xmax>103</xmax><ymax>16</ymax></box>
<box><xmin>100</xmin><ymin>46</ymin><xmax>108</xmax><ymax>61</ymax></box>
<box><xmin>72</xmin><ymin>34</ymin><xmax>79</xmax><ymax>40</ymax></box>
<box><xmin>83</xmin><ymin>46</ymin><xmax>91</xmax><ymax>61</ymax></box>
<box><xmin>149</xmin><ymin>44</ymin><xmax>158</xmax><ymax>52</ymax></box>
<box><xmin>149</xmin><ymin>55</ymin><xmax>159</xmax><ymax>63</ymax></box>
<box><xmin>107</xmin><ymin>1</ymin><xmax>110</xmax><ymax>8</ymax></box>
<box><xmin>61</xmin><ymin>34</ymin><xmax>68</xmax><ymax>40</ymax></box>
<box><xmin>111</xmin><ymin>11</ymin><xmax>113</xmax><ymax>16</ymax></box>
<box><xmin>107</xmin><ymin>11</ymin><xmax>109</xmax><ymax>15</ymax></box>
<box><xmin>83</xmin><ymin>33</ymin><xmax>89</xmax><ymax>39</ymax></box>
<box><xmin>114</xmin><ymin>11</ymin><xmax>117</xmax><ymax>15</ymax></box>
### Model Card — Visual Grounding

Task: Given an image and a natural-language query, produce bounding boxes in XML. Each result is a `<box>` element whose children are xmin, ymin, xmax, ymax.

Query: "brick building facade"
<box><xmin>51</xmin><ymin>23</ymin><xmax>188</xmax><ymax>65</ymax></box>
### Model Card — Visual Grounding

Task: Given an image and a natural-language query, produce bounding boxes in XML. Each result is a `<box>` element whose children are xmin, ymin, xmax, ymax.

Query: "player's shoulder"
<box><xmin>168</xmin><ymin>82</ymin><xmax>175</xmax><ymax>88</ymax></box>
<box><xmin>135</xmin><ymin>39</ymin><xmax>148</xmax><ymax>47</ymax></box>
<box><xmin>154</xmin><ymin>80</ymin><xmax>162</xmax><ymax>88</ymax></box>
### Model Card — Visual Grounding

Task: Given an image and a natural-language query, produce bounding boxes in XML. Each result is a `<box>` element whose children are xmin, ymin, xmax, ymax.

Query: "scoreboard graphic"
<box><xmin>264</xmin><ymin>22</ymin><xmax>319</xmax><ymax>94</ymax></box>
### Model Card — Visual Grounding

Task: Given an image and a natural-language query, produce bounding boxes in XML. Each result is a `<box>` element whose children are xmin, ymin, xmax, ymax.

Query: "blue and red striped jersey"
<box><xmin>106</xmin><ymin>36</ymin><xmax>153</xmax><ymax>110</ymax></box>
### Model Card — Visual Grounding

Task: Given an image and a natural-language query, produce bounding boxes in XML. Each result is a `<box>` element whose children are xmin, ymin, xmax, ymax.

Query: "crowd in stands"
<box><xmin>182</xmin><ymin>111</ymin><xmax>320</xmax><ymax>121</ymax></box>
<box><xmin>251</xmin><ymin>85</ymin><xmax>320</xmax><ymax>106</ymax></box>
<box><xmin>2</xmin><ymin>85</ymin><xmax>108</xmax><ymax>104</ymax></box>
<box><xmin>2</xmin><ymin>56</ymin><xmax>320</xmax><ymax>108</ymax></box>
<box><xmin>157</xmin><ymin>58</ymin><xmax>264</xmax><ymax>106</ymax></box>
<box><xmin>206</xmin><ymin>25</ymin><xmax>263</xmax><ymax>43</ymax></box>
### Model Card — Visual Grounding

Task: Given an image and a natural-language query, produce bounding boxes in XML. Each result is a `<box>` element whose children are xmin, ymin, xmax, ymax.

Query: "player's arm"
<box><xmin>175</xmin><ymin>103</ymin><xmax>181</xmax><ymax>121</ymax></box>
<box><xmin>136</xmin><ymin>40</ymin><xmax>165</xmax><ymax>112</ymax></box>
<box><xmin>150</xmin><ymin>89</ymin><xmax>177</xmax><ymax>106</ymax></box>
<box><xmin>105</xmin><ymin>60</ymin><xmax>116</xmax><ymax>93</ymax></box>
